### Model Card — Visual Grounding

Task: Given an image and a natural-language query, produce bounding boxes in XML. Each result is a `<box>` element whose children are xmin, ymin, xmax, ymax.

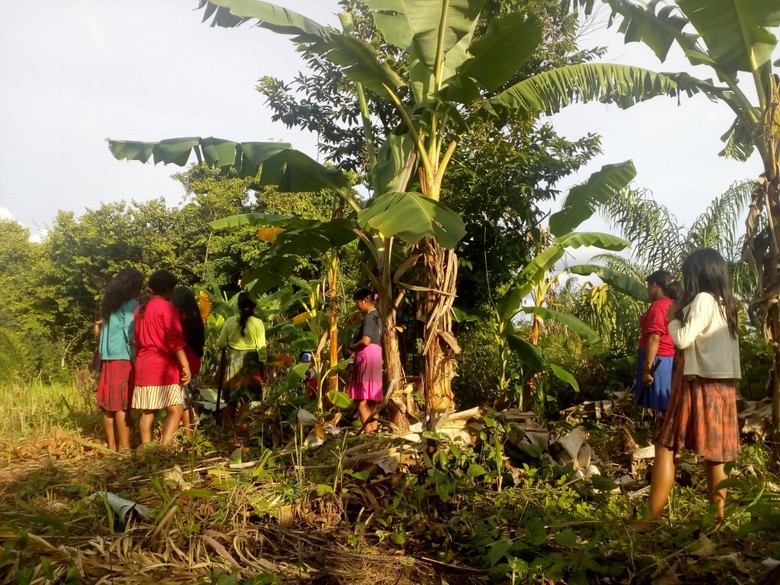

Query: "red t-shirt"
<box><xmin>639</xmin><ymin>296</ymin><xmax>675</xmax><ymax>357</ymax></box>
<box><xmin>134</xmin><ymin>297</ymin><xmax>186</xmax><ymax>386</ymax></box>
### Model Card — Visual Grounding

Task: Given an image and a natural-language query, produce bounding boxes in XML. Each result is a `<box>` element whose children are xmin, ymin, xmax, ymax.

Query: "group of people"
<box><xmin>94</xmin><ymin>269</ymin><xmax>267</xmax><ymax>450</ymax></box>
<box><xmin>94</xmin><ymin>268</ymin><xmax>386</xmax><ymax>450</ymax></box>
<box><xmin>635</xmin><ymin>248</ymin><xmax>741</xmax><ymax>523</ymax></box>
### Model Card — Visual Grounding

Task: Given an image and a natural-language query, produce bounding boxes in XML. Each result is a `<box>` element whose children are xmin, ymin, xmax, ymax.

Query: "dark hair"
<box><xmin>678</xmin><ymin>248</ymin><xmax>739</xmax><ymax>338</ymax></box>
<box><xmin>352</xmin><ymin>288</ymin><xmax>376</xmax><ymax>302</ymax></box>
<box><xmin>171</xmin><ymin>286</ymin><xmax>205</xmax><ymax>358</ymax></box>
<box><xmin>137</xmin><ymin>270</ymin><xmax>178</xmax><ymax>318</ymax></box>
<box><xmin>646</xmin><ymin>269</ymin><xmax>681</xmax><ymax>302</ymax></box>
<box><xmin>100</xmin><ymin>267</ymin><xmax>144</xmax><ymax>320</ymax></box>
<box><xmin>237</xmin><ymin>292</ymin><xmax>257</xmax><ymax>336</ymax></box>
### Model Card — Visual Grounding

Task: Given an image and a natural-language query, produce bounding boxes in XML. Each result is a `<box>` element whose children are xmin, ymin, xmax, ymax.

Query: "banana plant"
<box><xmin>110</xmin><ymin>0</ymin><xmax>680</xmax><ymax>424</ymax></box>
<box><xmin>493</xmin><ymin>161</ymin><xmax>638</xmax><ymax>406</ymax></box>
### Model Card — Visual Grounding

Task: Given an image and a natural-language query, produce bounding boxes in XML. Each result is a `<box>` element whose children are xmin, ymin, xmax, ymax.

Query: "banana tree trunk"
<box><xmin>416</xmin><ymin>237</ymin><xmax>460</xmax><ymax>424</ymax></box>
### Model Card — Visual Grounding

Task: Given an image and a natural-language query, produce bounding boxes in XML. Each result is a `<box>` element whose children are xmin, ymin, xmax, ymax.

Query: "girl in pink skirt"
<box><xmin>347</xmin><ymin>289</ymin><xmax>383</xmax><ymax>433</ymax></box>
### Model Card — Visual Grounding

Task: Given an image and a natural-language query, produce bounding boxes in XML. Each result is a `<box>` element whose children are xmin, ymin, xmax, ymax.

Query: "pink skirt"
<box><xmin>347</xmin><ymin>343</ymin><xmax>383</xmax><ymax>402</ymax></box>
<box><xmin>97</xmin><ymin>360</ymin><xmax>134</xmax><ymax>412</ymax></box>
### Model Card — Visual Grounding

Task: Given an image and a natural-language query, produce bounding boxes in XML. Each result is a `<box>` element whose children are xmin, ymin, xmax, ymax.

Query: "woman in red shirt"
<box><xmin>636</xmin><ymin>270</ymin><xmax>680</xmax><ymax>414</ymax></box>
<box><xmin>133</xmin><ymin>271</ymin><xmax>191</xmax><ymax>446</ymax></box>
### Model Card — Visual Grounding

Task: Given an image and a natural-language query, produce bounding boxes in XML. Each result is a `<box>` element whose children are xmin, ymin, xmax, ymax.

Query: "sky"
<box><xmin>0</xmin><ymin>1</ymin><xmax>770</xmax><ymax>242</ymax></box>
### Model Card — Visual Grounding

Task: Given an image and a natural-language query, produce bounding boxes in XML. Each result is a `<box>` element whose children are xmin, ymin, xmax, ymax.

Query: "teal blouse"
<box><xmin>99</xmin><ymin>298</ymin><xmax>139</xmax><ymax>361</ymax></box>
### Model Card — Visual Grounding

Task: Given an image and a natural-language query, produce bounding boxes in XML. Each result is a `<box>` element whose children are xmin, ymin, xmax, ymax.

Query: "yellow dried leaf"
<box><xmin>256</xmin><ymin>227</ymin><xmax>284</xmax><ymax>242</ymax></box>
<box><xmin>292</xmin><ymin>311</ymin><xmax>314</xmax><ymax>325</ymax></box>
<box><xmin>197</xmin><ymin>291</ymin><xmax>212</xmax><ymax>324</ymax></box>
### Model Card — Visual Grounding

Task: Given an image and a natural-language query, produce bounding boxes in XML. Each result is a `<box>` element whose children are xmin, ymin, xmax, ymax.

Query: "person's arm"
<box><xmin>643</xmin><ymin>333</ymin><xmax>660</xmax><ymax>386</ymax></box>
<box><xmin>94</xmin><ymin>319</ymin><xmax>103</xmax><ymax>339</ymax></box>
<box><xmin>351</xmin><ymin>335</ymin><xmax>372</xmax><ymax>352</ymax></box>
<box><xmin>174</xmin><ymin>348</ymin><xmax>191</xmax><ymax>384</ymax></box>
<box><xmin>668</xmin><ymin>294</ymin><xmax>712</xmax><ymax>349</ymax></box>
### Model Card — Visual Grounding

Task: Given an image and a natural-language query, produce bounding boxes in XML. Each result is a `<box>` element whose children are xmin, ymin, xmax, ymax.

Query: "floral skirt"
<box><xmin>222</xmin><ymin>349</ymin><xmax>263</xmax><ymax>405</ymax></box>
<box><xmin>97</xmin><ymin>360</ymin><xmax>134</xmax><ymax>412</ymax></box>
<box><xmin>132</xmin><ymin>384</ymin><xmax>183</xmax><ymax>411</ymax></box>
<box><xmin>347</xmin><ymin>343</ymin><xmax>383</xmax><ymax>402</ymax></box>
<box><xmin>655</xmin><ymin>352</ymin><xmax>740</xmax><ymax>462</ymax></box>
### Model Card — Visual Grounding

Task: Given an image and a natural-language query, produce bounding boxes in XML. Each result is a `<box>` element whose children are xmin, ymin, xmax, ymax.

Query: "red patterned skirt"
<box><xmin>655</xmin><ymin>351</ymin><xmax>740</xmax><ymax>462</ymax></box>
<box><xmin>97</xmin><ymin>360</ymin><xmax>134</xmax><ymax>412</ymax></box>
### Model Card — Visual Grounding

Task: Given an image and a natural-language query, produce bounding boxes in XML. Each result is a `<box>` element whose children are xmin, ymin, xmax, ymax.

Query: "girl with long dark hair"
<box><xmin>95</xmin><ymin>267</ymin><xmax>144</xmax><ymax>451</ymax></box>
<box><xmin>216</xmin><ymin>291</ymin><xmax>267</xmax><ymax>423</ymax></box>
<box><xmin>132</xmin><ymin>270</ymin><xmax>191</xmax><ymax>446</ymax></box>
<box><xmin>171</xmin><ymin>286</ymin><xmax>205</xmax><ymax>436</ymax></box>
<box><xmin>646</xmin><ymin>248</ymin><xmax>741</xmax><ymax>523</ymax></box>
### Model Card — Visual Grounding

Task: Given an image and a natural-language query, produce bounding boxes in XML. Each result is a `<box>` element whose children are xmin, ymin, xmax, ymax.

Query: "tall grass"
<box><xmin>0</xmin><ymin>376</ymin><xmax>101</xmax><ymax>442</ymax></box>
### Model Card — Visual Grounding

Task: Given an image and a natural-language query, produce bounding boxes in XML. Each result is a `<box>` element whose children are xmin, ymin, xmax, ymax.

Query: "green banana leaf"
<box><xmin>487</xmin><ymin>63</ymin><xmax>677</xmax><ymax>117</ymax></box>
<box><xmin>549</xmin><ymin>161</ymin><xmax>637</xmax><ymax>236</ymax></box>
<box><xmin>505</xmin><ymin>333</ymin><xmax>544</xmax><ymax>371</ymax></box>
<box><xmin>548</xmin><ymin>363</ymin><xmax>579</xmax><ymax>392</ymax></box>
<box><xmin>198</xmin><ymin>0</ymin><xmax>331</xmax><ymax>42</ymax></box>
<box><xmin>358</xmin><ymin>191</ymin><xmax>466</xmax><ymax>249</ymax></box>
<box><xmin>521</xmin><ymin>306</ymin><xmax>600</xmax><ymax>344</ymax></box>
<box><xmin>458</xmin><ymin>12</ymin><xmax>543</xmax><ymax>92</ymax></box>
<box><xmin>568</xmin><ymin>264</ymin><xmax>649</xmax><ymax>301</ymax></box>
<box><xmin>555</xmin><ymin>232</ymin><xmax>630</xmax><ymax>252</ymax></box>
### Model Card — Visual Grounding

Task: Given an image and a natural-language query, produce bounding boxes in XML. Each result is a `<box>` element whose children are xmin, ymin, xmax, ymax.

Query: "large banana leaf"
<box><xmin>549</xmin><ymin>161</ymin><xmax>637</xmax><ymax>236</ymax></box>
<box><xmin>273</xmin><ymin>218</ymin><xmax>358</xmax><ymax>256</ymax></box>
<box><xmin>198</xmin><ymin>0</ymin><xmax>331</xmax><ymax>42</ymax></box>
<box><xmin>677</xmin><ymin>0</ymin><xmax>780</xmax><ymax>79</ymax></box>
<box><xmin>309</xmin><ymin>33</ymin><xmax>405</xmax><ymax>97</ymax></box>
<box><xmin>505</xmin><ymin>332</ymin><xmax>544</xmax><ymax>371</ymax></box>
<box><xmin>358</xmin><ymin>191</ymin><xmax>466</xmax><ymax>249</ymax></box>
<box><xmin>375</xmin><ymin>131</ymin><xmax>416</xmax><ymax>194</ymax></box>
<box><xmin>458</xmin><ymin>12</ymin><xmax>543</xmax><ymax>92</ymax></box>
<box><xmin>109</xmin><ymin>137</ymin><xmax>352</xmax><ymax>194</ymax></box>
<box><xmin>487</xmin><ymin>63</ymin><xmax>677</xmax><ymax>117</ymax></box>
<box><xmin>568</xmin><ymin>264</ymin><xmax>649</xmax><ymax>301</ymax></box>
<box><xmin>521</xmin><ymin>306</ymin><xmax>600</xmax><ymax>344</ymax></box>
<box><xmin>367</xmin><ymin>0</ymin><xmax>485</xmax><ymax>105</ymax></box>
<box><xmin>209</xmin><ymin>213</ymin><xmax>294</xmax><ymax>230</ymax></box>
<box><xmin>549</xmin><ymin>363</ymin><xmax>580</xmax><ymax>392</ymax></box>
<box><xmin>555</xmin><ymin>232</ymin><xmax>630</xmax><ymax>252</ymax></box>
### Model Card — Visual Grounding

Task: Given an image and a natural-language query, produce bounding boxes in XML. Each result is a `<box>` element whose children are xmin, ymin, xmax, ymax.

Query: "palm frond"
<box><xmin>685</xmin><ymin>180</ymin><xmax>753</xmax><ymax>262</ymax></box>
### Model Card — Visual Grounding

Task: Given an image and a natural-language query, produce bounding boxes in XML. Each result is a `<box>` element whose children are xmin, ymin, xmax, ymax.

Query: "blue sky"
<box><xmin>0</xmin><ymin>1</ymin><xmax>767</xmax><ymax>241</ymax></box>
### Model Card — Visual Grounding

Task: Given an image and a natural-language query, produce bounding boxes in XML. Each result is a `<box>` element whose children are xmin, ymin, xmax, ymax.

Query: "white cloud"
<box><xmin>29</xmin><ymin>229</ymin><xmax>48</xmax><ymax>244</ymax></box>
<box><xmin>0</xmin><ymin>206</ymin><xmax>14</xmax><ymax>220</ymax></box>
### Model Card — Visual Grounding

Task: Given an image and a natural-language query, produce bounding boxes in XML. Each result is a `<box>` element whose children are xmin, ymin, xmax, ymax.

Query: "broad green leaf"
<box><xmin>487</xmin><ymin>63</ymin><xmax>677</xmax><ymax>117</ymax></box>
<box><xmin>568</xmin><ymin>264</ymin><xmax>649</xmax><ymax>301</ymax></box>
<box><xmin>589</xmin><ymin>474</ymin><xmax>618</xmax><ymax>492</ymax></box>
<box><xmin>310</xmin><ymin>33</ymin><xmax>405</xmax><ymax>97</ymax></box>
<box><xmin>315</xmin><ymin>484</ymin><xmax>334</xmax><ymax>496</ymax></box>
<box><xmin>549</xmin><ymin>162</ymin><xmax>637</xmax><ymax>236</ymax></box>
<box><xmin>238</xmin><ymin>142</ymin><xmax>293</xmax><ymax>178</ymax></box>
<box><xmin>459</xmin><ymin>13</ymin><xmax>543</xmax><ymax>91</ymax></box>
<box><xmin>496</xmin><ymin>284</ymin><xmax>526</xmax><ymax>322</ymax></box>
<box><xmin>259</xmin><ymin>149</ymin><xmax>353</xmax><ymax>193</ymax></box>
<box><xmin>375</xmin><ymin>131</ymin><xmax>416</xmax><ymax>194</ymax></box>
<box><xmin>466</xmin><ymin>463</ymin><xmax>487</xmax><ymax>477</ymax></box>
<box><xmin>677</xmin><ymin>0</ymin><xmax>780</xmax><ymax>78</ymax></box>
<box><xmin>555</xmin><ymin>232</ymin><xmax>630</xmax><ymax>252</ymax></box>
<box><xmin>199</xmin><ymin>0</ymin><xmax>331</xmax><ymax>42</ymax></box>
<box><xmin>243</xmin><ymin>256</ymin><xmax>302</xmax><ymax>295</ymax></box>
<box><xmin>505</xmin><ymin>333</ymin><xmax>544</xmax><ymax>371</ymax></box>
<box><xmin>367</xmin><ymin>0</ymin><xmax>485</xmax><ymax>105</ymax></box>
<box><xmin>452</xmin><ymin>306</ymin><xmax>479</xmax><ymax>323</ymax></box>
<box><xmin>555</xmin><ymin>528</ymin><xmax>577</xmax><ymax>547</ymax></box>
<box><xmin>359</xmin><ymin>191</ymin><xmax>465</xmax><ymax>249</ymax></box>
<box><xmin>327</xmin><ymin>390</ymin><xmax>355</xmax><ymax>409</ymax></box>
<box><xmin>511</xmin><ymin>244</ymin><xmax>566</xmax><ymax>292</ymax></box>
<box><xmin>521</xmin><ymin>306</ymin><xmax>600</xmax><ymax>344</ymax></box>
<box><xmin>274</xmin><ymin>218</ymin><xmax>358</xmax><ymax>256</ymax></box>
<box><xmin>201</xmin><ymin>136</ymin><xmax>238</xmax><ymax>167</ymax></box>
<box><xmin>548</xmin><ymin>363</ymin><xmax>580</xmax><ymax>392</ymax></box>
<box><xmin>208</xmin><ymin>213</ymin><xmax>294</xmax><ymax>231</ymax></box>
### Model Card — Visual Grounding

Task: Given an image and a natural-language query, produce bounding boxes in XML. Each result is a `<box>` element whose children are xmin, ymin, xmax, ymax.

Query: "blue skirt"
<box><xmin>635</xmin><ymin>348</ymin><xmax>673</xmax><ymax>410</ymax></box>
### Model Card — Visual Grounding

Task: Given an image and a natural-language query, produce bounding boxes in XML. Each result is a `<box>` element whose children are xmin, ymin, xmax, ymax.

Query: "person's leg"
<box><xmin>181</xmin><ymin>408</ymin><xmax>192</xmax><ymax>438</ymax></box>
<box><xmin>160</xmin><ymin>404</ymin><xmax>184</xmax><ymax>445</ymax></box>
<box><xmin>357</xmin><ymin>400</ymin><xmax>376</xmax><ymax>432</ymax></box>
<box><xmin>366</xmin><ymin>400</ymin><xmax>380</xmax><ymax>433</ymax></box>
<box><xmin>648</xmin><ymin>443</ymin><xmax>677</xmax><ymax>520</ymax></box>
<box><xmin>115</xmin><ymin>410</ymin><xmax>132</xmax><ymax>451</ymax></box>
<box><xmin>705</xmin><ymin>460</ymin><xmax>728</xmax><ymax>520</ymax></box>
<box><xmin>139</xmin><ymin>410</ymin><xmax>156</xmax><ymax>445</ymax></box>
<box><xmin>102</xmin><ymin>412</ymin><xmax>117</xmax><ymax>451</ymax></box>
